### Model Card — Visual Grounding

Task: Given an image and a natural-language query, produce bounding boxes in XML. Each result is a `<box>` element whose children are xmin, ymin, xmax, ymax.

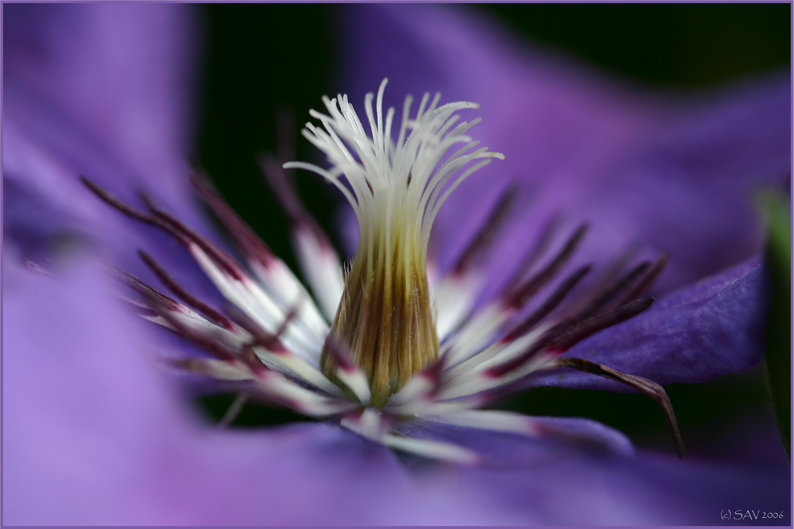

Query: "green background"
<box><xmin>194</xmin><ymin>4</ymin><xmax>791</xmax><ymax>460</ymax></box>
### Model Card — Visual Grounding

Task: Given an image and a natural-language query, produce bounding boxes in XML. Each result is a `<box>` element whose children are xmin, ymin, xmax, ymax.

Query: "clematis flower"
<box><xmin>3</xmin><ymin>3</ymin><xmax>790</xmax><ymax>526</ymax></box>
<box><xmin>81</xmin><ymin>76</ymin><xmax>684</xmax><ymax>466</ymax></box>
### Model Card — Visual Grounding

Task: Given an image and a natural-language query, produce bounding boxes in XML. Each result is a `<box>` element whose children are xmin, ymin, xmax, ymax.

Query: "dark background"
<box><xmin>194</xmin><ymin>4</ymin><xmax>791</xmax><ymax>460</ymax></box>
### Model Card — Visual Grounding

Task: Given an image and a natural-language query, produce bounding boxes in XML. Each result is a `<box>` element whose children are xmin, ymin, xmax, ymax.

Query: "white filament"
<box><xmin>283</xmin><ymin>79</ymin><xmax>504</xmax><ymax>266</ymax></box>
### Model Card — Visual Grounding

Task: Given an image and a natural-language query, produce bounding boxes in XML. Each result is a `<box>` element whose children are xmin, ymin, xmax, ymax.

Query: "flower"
<box><xmin>81</xmin><ymin>76</ymin><xmax>684</xmax><ymax>465</ymax></box>
<box><xmin>4</xmin><ymin>3</ymin><xmax>789</xmax><ymax>525</ymax></box>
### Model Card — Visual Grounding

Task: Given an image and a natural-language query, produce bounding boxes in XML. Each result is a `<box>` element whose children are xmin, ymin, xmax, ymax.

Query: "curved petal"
<box><xmin>396</xmin><ymin>414</ymin><xmax>635</xmax><ymax>459</ymax></box>
<box><xmin>339</xmin><ymin>4</ymin><xmax>660</xmax><ymax>274</ymax></box>
<box><xmin>3</xmin><ymin>4</ymin><xmax>208</xmax><ymax>247</ymax></box>
<box><xmin>530</xmin><ymin>258</ymin><xmax>767</xmax><ymax>390</ymax></box>
<box><xmin>580</xmin><ymin>74</ymin><xmax>791</xmax><ymax>293</ymax></box>
<box><xmin>3</xmin><ymin>249</ymin><xmax>202</xmax><ymax>524</ymax></box>
<box><xmin>3</xmin><ymin>120</ymin><xmax>226</xmax><ymax>307</ymax></box>
<box><xmin>4</xmin><ymin>3</ymin><xmax>198</xmax><ymax>196</ymax></box>
<box><xmin>340</xmin><ymin>4</ymin><xmax>790</xmax><ymax>297</ymax></box>
<box><xmin>457</xmin><ymin>447</ymin><xmax>790</xmax><ymax>525</ymax></box>
<box><xmin>1</xmin><ymin>250</ymin><xmax>523</xmax><ymax>525</ymax></box>
<box><xmin>391</xmin><ymin>421</ymin><xmax>789</xmax><ymax>524</ymax></box>
<box><xmin>189</xmin><ymin>424</ymin><xmax>513</xmax><ymax>525</ymax></box>
<box><xmin>3</xmin><ymin>5</ymin><xmax>223</xmax><ymax>303</ymax></box>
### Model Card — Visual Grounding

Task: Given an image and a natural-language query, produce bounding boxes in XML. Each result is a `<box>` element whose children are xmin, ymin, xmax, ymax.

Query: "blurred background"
<box><xmin>194</xmin><ymin>4</ymin><xmax>790</xmax><ymax>460</ymax></box>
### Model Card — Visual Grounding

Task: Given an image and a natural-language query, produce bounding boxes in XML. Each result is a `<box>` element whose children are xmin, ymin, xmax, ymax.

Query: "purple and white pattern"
<box><xmin>4</xmin><ymin>3</ymin><xmax>789</xmax><ymax>525</ymax></box>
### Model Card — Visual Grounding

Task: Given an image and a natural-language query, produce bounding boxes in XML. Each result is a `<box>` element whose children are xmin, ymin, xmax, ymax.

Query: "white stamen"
<box><xmin>419</xmin><ymin>409</ymin><xmax>540</xmax><ymax>436</ymax></box>
<box><xmin>381</xmin><ymin>434</ymin><xmax>480</xmax><ymax>465</ymax></box>
<box><xmin>291</xmin><ymin>225</ymin><xmax>345</xmax><ymax>322</ymax></box>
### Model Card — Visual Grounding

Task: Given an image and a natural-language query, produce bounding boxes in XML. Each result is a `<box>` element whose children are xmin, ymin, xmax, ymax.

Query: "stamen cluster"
<box><xmin>83</xmin><ymin>80</ymin><xmax>682</xmax><ymax>464</ymax></box>
<box><xmin>285</xmin><ymin>79</ymin><xmax>503</xmax><ymax>405</ymax></box>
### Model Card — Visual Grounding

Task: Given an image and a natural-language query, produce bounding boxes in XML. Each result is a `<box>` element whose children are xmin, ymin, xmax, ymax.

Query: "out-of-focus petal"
<box><xmin>339</xmin><ymin>3</ymin><xmax>661</xmax><ymax>272</ymax></box>
<box><xmin>200</xmin><ymin>425</ymin><xmax>520</xmax><ymax>525</ymax></box>
<box><xmin>391</xmin><ymin>422</ymin><xmax>789</xmax><ymax>524</ymax></box>
<box><xmin>3</xmin><ymin>4</ymin><xmax>223</xmax><ymax>302</ymax></box>
<box><xmin>3</xmin><ymin>249</ymin><xmax>201</xmax><ymax>524</ymax></box>
<box><xmin>4</xmin><ymin>3</ymin><xmax>198</xmax><ymax>196</ymax></box>
<box><xmin>457</xmin><ymin>446</ymin><xmax>790</xmax><ymax>525</ymax></box>
<box><xmin>3</xmin><ymin>120</ymin><xmax>224</xmax><ymax>306</ymax></box>
<box><xmin>0</xmin><ymin>251</ymin><xmax>521</xmax><ymax>525</ymax></box>
<box><xmin>578</xmin><ymin>75</ymin><xmax>791</xmax><ymax>293</ymax></box>
<box><xmin>340</xmin><ymin>4</ymin><xmax>790</xmax><ymax>297</ymax></box>
<box><xmin>531</xmin><ymin>258</ymin><xmax>766</xmax><ymax>390</ymax></box>
<box><xmin>3</xmin><ymin>4</ymin><xmax>210</xmax><ymax>256</ymax></box>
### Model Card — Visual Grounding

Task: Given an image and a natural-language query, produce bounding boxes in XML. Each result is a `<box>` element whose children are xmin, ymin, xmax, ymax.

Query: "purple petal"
<box><xmin>340</xmin><ymin>4</ymin><xmax>790</xmax><ymax>296</ymax></box>
<box><xmin>0</xmin><ymin>250</ymin><xmax>525</xmax><ymax>525</ymax></box>
<box><xmin>5</xmin><ymin>3</ymin><xmax>198</xmax><ymax>195</ymax></box>
<box><xmin>531</xmin><ymin>257</ymin><xmax>767</xmax><ymax>390</ymax></box>
<box><xmin>3</xmin><ymin>4</ymin><xmax>209</xmax><ymax>251</ymax></box>
<box><xmin>396</xmin><ymin>415</ymin><xmax>635</xmax><ymax>460</ymax></box>
<box><xmin>458</xmin><ymin>447</ymin><xmax>790</xmax><ymax>525</ymax></box>
<box><xmin>4</xmin><ymin>4</ymin><xmax>225</xmax><ymax>304</ymax></box>
<box><xmin>581</xmin><ymin>74</ymin><xmax>791</xmax><ymax>293</ymax></box>
<box><xmin>392</xmin><ymin>421</ymin><xmax>789</xmax><ymax>524</ymax></box>
<box><xmin>3</xmin><ymin>249</ymin><xmax>201</xmax><ymax>524</ymax></box>
<box><xmin>340</xmin><ymin>4</ymin><xmax>660</xmax><ymax>272</ymax></box>
<box><xmin>3</xmin><ymin>122</ymin><xmax>226</xmax><ymax>308</ymax></box>
<box><xmin>199</xmin><ymin>425</ymin><xmax>519</xmax><ymax>525</ymax></box>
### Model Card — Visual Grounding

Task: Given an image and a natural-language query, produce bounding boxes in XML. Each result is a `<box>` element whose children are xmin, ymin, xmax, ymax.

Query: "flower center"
<box><xmin>323</xmin><ymin>193</ymin><xmax>438</xmax><ymax>406</ymax></box>
<box><xmin>284</xmin><ymin>79</ymin><xmax>503</xmax><ymax>405</ymax></box>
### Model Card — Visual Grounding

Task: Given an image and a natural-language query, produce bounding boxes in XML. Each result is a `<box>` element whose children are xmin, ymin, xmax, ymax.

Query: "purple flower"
<box><xmin>4</xmin><ymin>3</ymin><xmax>789</xmax><ymax>525</ymax></box>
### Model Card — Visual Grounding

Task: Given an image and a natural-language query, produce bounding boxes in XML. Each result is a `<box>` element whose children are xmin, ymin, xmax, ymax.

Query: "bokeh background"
<box><xmin>193</xmin><ymin>4</ymin><xmax>790</xmax><ymax>460</ymax></box>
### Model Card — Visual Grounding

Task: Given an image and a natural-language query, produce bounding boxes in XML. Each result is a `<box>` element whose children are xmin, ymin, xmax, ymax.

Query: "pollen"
<box><xmin>285</xmin><ymin>79</ymin><xmax>504</xmax><ymax>404</ymax></box>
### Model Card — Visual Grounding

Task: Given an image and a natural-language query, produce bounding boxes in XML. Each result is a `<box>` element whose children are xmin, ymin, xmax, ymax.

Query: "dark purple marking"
<box><xmin>501</xmin><ymin>214</ymin><xmax>562</xmax><ymax>290</ymax></box>
<box><xmin>260</xmin><ymin>154</ymin><xmax>335</xmax><ymax>252</ymax></box>
<box><xmin>139</xmin><ymin>193</ymin><xmax>245</xmax><ymax>281</ymax></box>
<box><xmin>504</xmin><ymin>224</ymin><xmax>588</xmax><ymax>309</ymax></box>
<box><xmin>548</xmin><ymin>297</ymin><xmax>654</xmax><ymax>353</ymax></box>
<box><xmin>323</xmin><ymin>333</ymin><xmax>356</xmax><ymax>372</ymax></box>
<box><xmin>81</xmin><ymin>176</ymin><xmax>187</xmax><ymax>243</ymax></box>
<box><xmin>418</xmin><ymin>355</ymin><xmax>448</xmax><ymax>398</ymax></box>
<box><xmin>138</xmin><ymin>250</ymin><xmax>236</xmax><ymax>331</ymax></box>
<box><xmin>82</xmin><ymin>176</ymin><xmax>242</xmax><ymax>281</ymax></box>
<box><xmin>484</xmin><ymin>338</ymin><xmax>551</xmax><ymax>379</ymax></box>
<box><xmin>608</xmin><ymin>253</ymin><xmax>669</xmax><ymax>310</ymax></box>
<box><xmin>500</xmin><ymin>265</ymin><xmax>592</xmax><ymax>343</ymax></box>
<box><xmin>190</xmin><ymin>172</ymin><xmax>276</xmax><ymax>269</ymax></box>
<box><xmin>486</xmin><ymin>297</ymin><xmax>653</xmax><ymax>379</ymax></box>
<box><xmin>154</xmin><ymin>302</ymin><xmax>240</xmax><ymax>363</ymax></box>
<box><xmin>109</xmin><ymin>265</ymin><xmax>181</xmax><ymax>312</ymax></box>
<box><xmin>83</xmin><ymin>178</ymin><xmax>263</xmax><ymax>371</ymax></box>
<box><xmin>566</xmin><ymin>261</ymin><xmax>652</xmax><ymax>322</ymax></box>
<box><xmin>228</xmin><ymin>301</ymin><xmax>302</xmax><ymax>356</ymax></box>
<box><xmin>241</xmin><ymin>346</ymin><xmax>269</xmax><ymax>373</ymax></box>
<box><xmin>451</xmin><ymin>185</ymin><xmax>518</xmax><ymax>276</ymax></box>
